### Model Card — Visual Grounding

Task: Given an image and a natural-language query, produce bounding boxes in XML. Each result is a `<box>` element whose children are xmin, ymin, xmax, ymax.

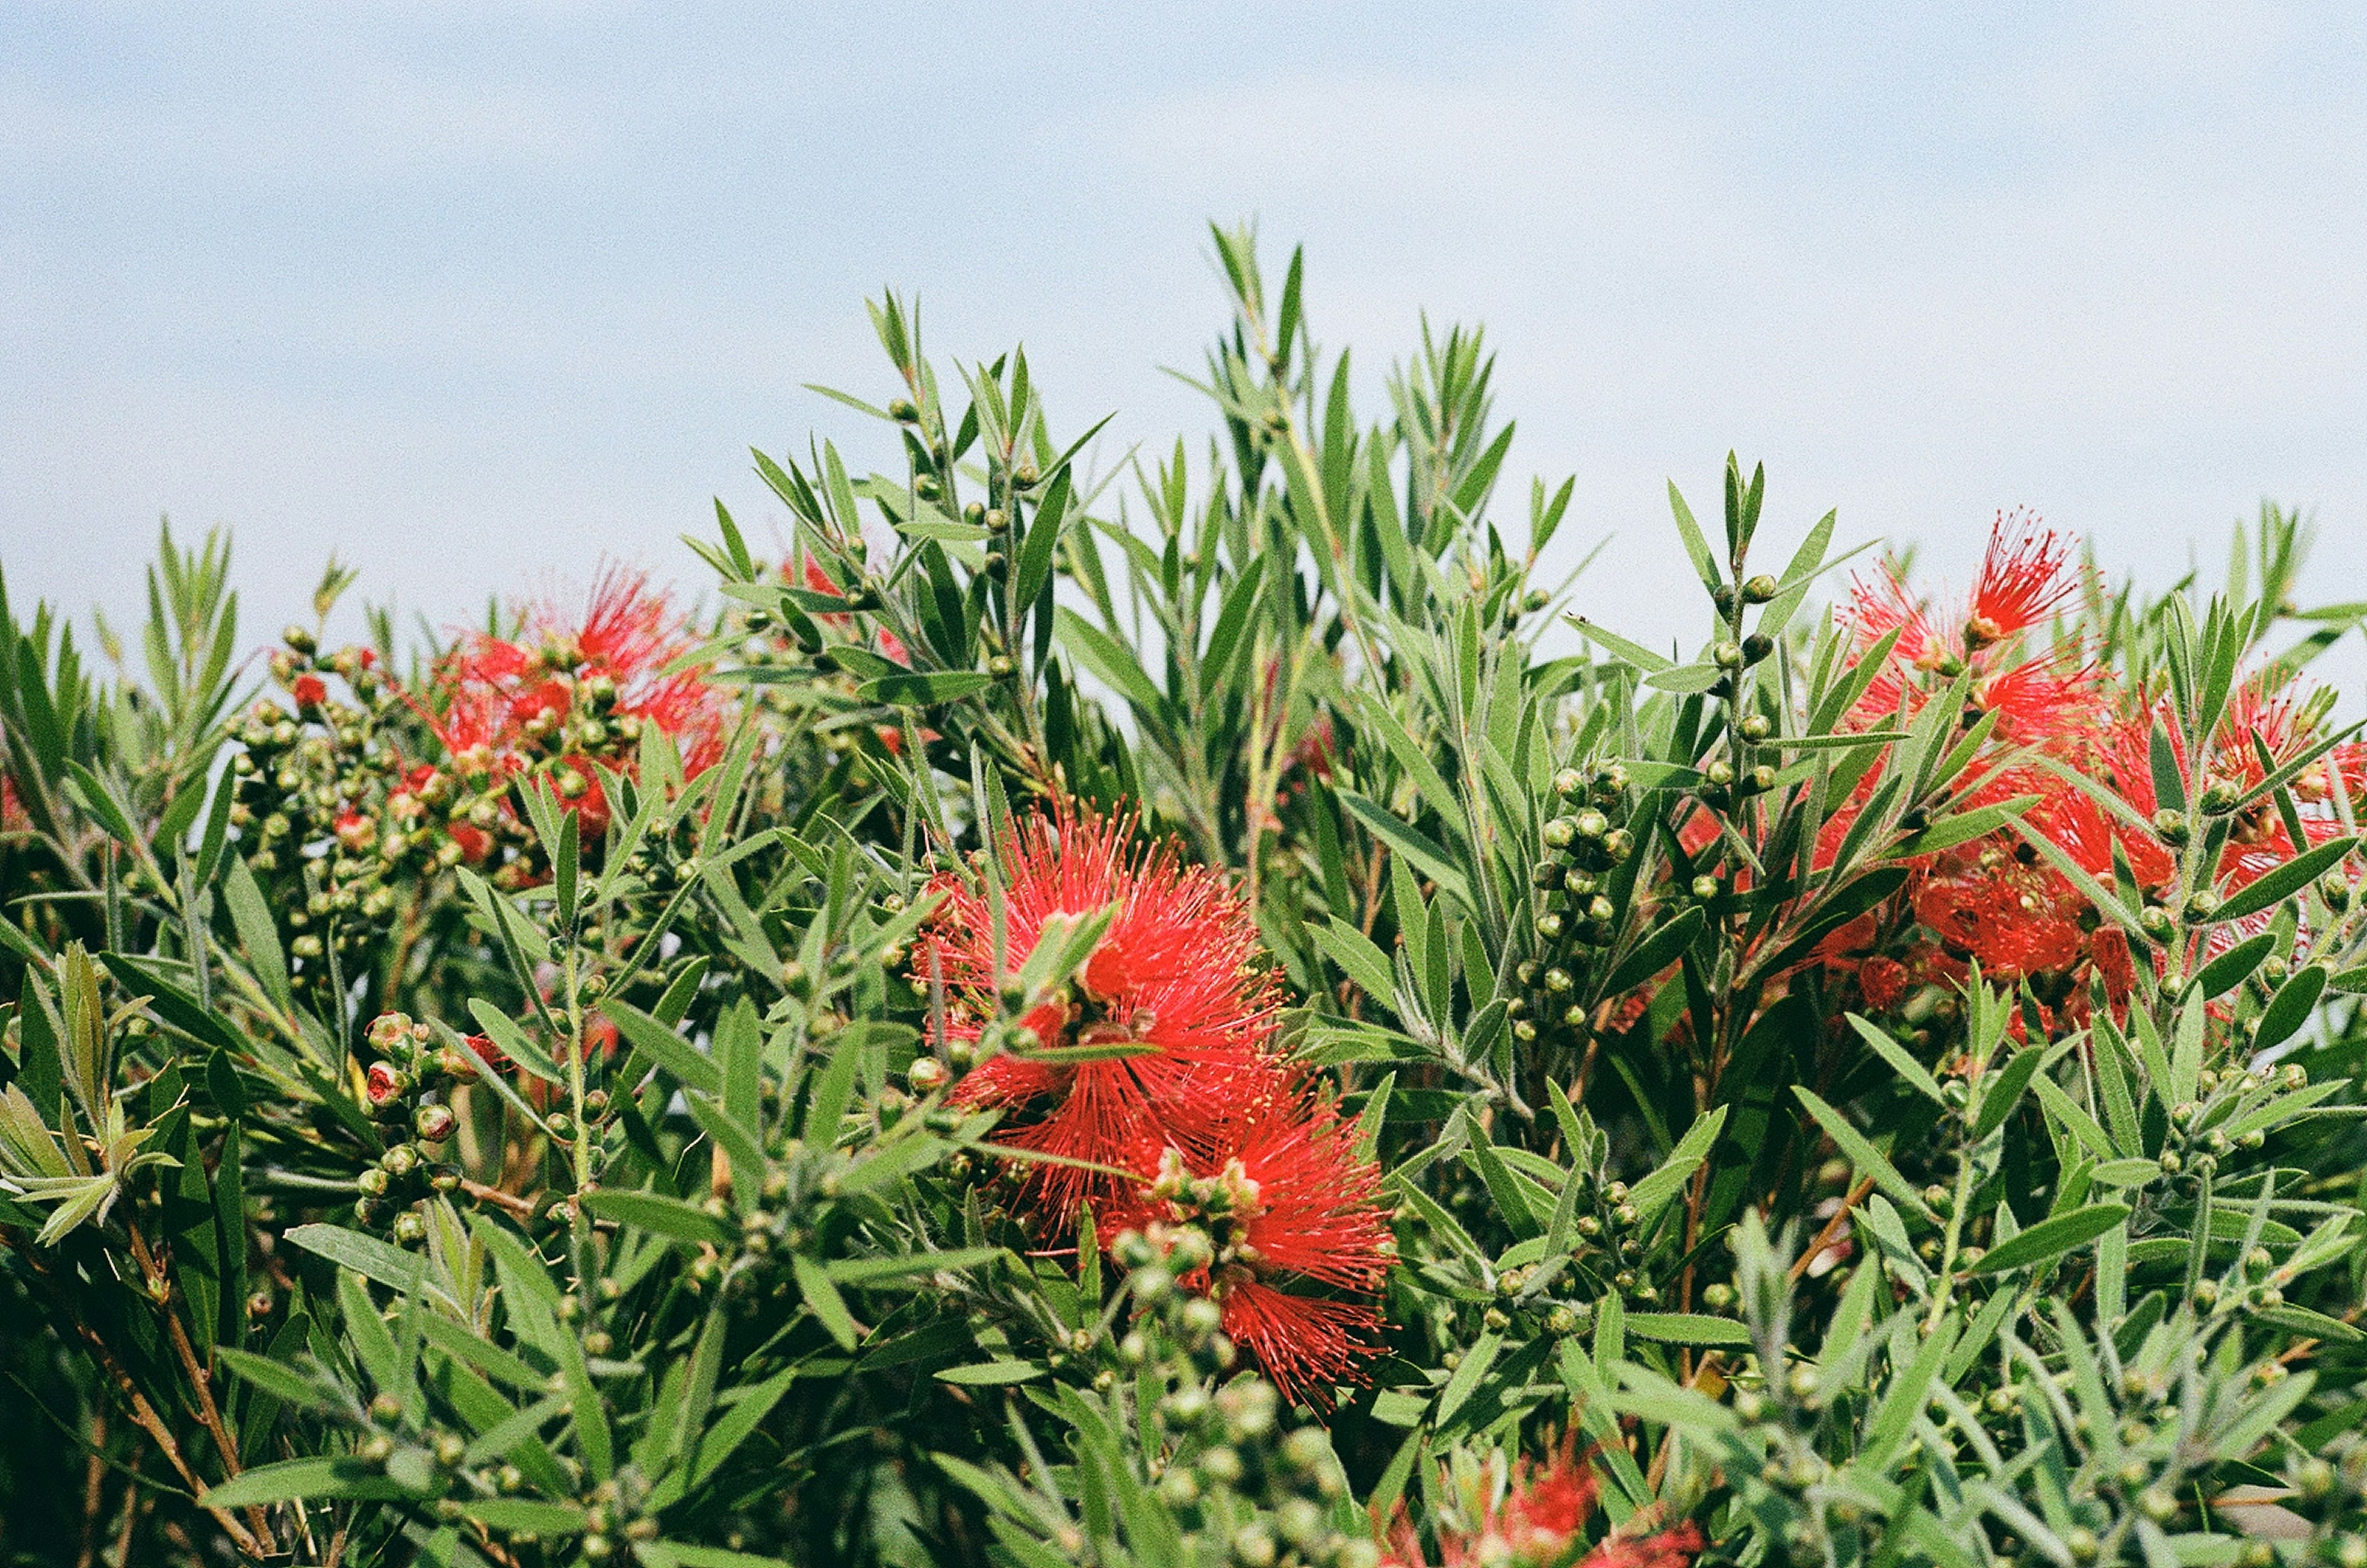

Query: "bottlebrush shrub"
<box><xmin>1</xmin><ymin>228</ymin><xmax>2365</xmax><ymax>1568</ymax></box>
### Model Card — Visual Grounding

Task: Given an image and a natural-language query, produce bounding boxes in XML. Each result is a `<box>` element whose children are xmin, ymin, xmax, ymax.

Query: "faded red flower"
<box><xmin>364</xmin><ymin>1061</ymin><xmax>404</xmax><ymax>1105</ymax></box>
<box><xmin>1859</xmin><ymin>955</ymin><xmax>1910</xmax><ymax>1011</ymax></box>
<box><xmin>924</xmin><ymin>807</ymin><xmax>1283</xmax><ymax>1222</ymax></box>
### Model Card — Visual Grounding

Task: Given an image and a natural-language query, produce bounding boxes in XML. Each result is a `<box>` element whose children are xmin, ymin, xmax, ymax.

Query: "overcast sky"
<box><xmin>5</xmin><ymin>2</ymin><xmax>2364</xmax><ymax>692</ymax></box>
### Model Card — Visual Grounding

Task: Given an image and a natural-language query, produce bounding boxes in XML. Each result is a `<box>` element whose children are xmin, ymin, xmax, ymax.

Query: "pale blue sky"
<box><xmin>5</xmin><ymin>3</ymin><xmax>2365</xmax><ymax>684</ymax></box>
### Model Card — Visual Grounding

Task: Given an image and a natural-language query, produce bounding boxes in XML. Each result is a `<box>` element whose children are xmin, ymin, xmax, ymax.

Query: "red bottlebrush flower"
<box><xmin>1970</xmin><ymin>653</ymin><xmax>2097</xmax><ymax>755</ymax></box>
<box><xmin>1584</xmin><ymin>1522</ymin><xmax>1709</xmax><ymax>1568</ymax></box>
<box><xmin>1214</xmin><ymin>1281</ymin><xmax>1383</xmax><ymax>1411</ymax></box>
<box><xmin>1840</xmin><ymin>512</ymin><xmax>2086</xmax><ymax>743</ymax></box>
<box><xmin>1964</xmin><ymin>510</ymin><xmax>2080</xmax><ymax>648</ymax></box>
<box><xmin>1380</xmin><ymin>1436</ymin><xmax>1702</xmax><ymax>1568</ymax></box>
<box><xmin>1911</xmin><ymin>858</ymin><xmax>2085</xmax><ymax>981</ymax></box>
<box><xmin>2089</xmin><ymin>926</ymin><xmax>2137</xmax><ymax>1003</ymax></box>
<box><xmin>924</xmin><ymin>807</ymin><xmax>1283</xmax><ymax>1222</ymax></box>
<box><xmin>2215</xmin><ymin>672</ymin><xmax>2311</xmax><ymax>793</ymax></box>
<box><xmin>1291</xmin><ymin>714</ymin><xmax>1338</xmax><ymax>783</ymax></box>
<box><xmin>1108</xmin><ymin>1093</ymin><xmax>1394</xmax><ymax>1406</ymax></box>
<box><xmin>291</xmin><ymin>672</ymin><xmax>328</xmax><ymax>709</ymax></box>
<box><xmin>411</xmin><ymin>566</ymin><xmax>727</xmax><ymax>854</ymax></box>
<box><xmin>799</xmin><ymin>555</ymin><xmax>847</xmax><ymax>606</ymax></box>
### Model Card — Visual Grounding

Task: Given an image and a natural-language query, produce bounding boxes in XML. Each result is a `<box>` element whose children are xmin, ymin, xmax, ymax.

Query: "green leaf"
<box><xmin>1793</xmin><ymin>1088</ymin><xmax>1928</xmax><ymax>1217</ymax></box>
<box><xmin>581</xmin><ymin>1189</ymin><xmax>732</xmax><ymax>1246</ymax></box>
<box><xmin>2209</xmin><ymin>836</ymin><xmax>2358</xmax><ymax>926</ymax></box>
<box><xmin>825</xmin><ymin>1247</ymin><xmax>1006</xmax><ymax>1285</ymax></box>
<box><xmin>282</xmin><ymin>1223</ymin><xmax>436</xmax><ymax>1301</ymax></box>
<box><xmin>222</xmin><ymin>856</ymin><xmax>292</xmax><ymax>1015</ymax></box>
<box><xmin>2194</xmin><ymin>931</ymin><xmax>2277</xmax><ymax>999</ymax></box>
<box><xmin>1566</xmin><ymin>616</ymin><xmax>1673</xmax><ymax>673</ymax></box>
<box><xmin>934</xmin><ymin>1360</ymin><xmax>1044</xmax><ymax>1386</ymax></box>
<box><xmin>205</xmin><ymin>1456</ymin><xmax>417</xmax><ymax>1507</ymax></box>
<box><xmin>1621</xmin><ymin>1312</ymin><xmax>1752</xmax><ymax>1347</ymax></box>
<box><xmin>2255</xmin><ymin>964</ymin><xmax>2328</xmax><ymax>1052</ymax></box>
<box><xmin>1433</xmin><ymin>1330</ymin><xmax>1503</xmax><ymax>1430</ymax></box>
<box><xmin>215</xmin><ymin>1347</ymin><xmax>343</xmax><ymax>1415</ymax></box>
<box><xmin>856</xmin><ymin>671</ymin><xmax>996</xmax><ymax>707</ymax></box>
<box><xmin>677</xmin><ymin>1365</ymin><xmax>796</xmax><ymax>1490</ymax></box>
<box><xmin>602</xmin><ymin>1000</ymin><xmax>722</xmax><ymax>1096</ymax></box>
<box><xmin>792</xmin><ymin>1252</ymin><xmax>859</xmax><ymax>1350</ymax></box>
<box><xmin>1963</xmin><ymin>1203</ymin><xmax>2127</xmax><ymax>1275</ymax></box>
<box><xmin>2252</xmin><ymin>1305</ymin><xmax>2363</xmax><ymax>1343</ymax></box>
<box><xmin>1338</xmin><ymin>792</ymin><xmax>1473</xmax><ymax>912</ymax></box>
<box><xmin>1973</xmin><ymin>1046</ymin><xmax>2046</xmax><ymax>1141</ymax></box>
<box><xmin>459</xmin><ymin>1500</ymin><xmax>587</xmax><ymax>1535</ymax></box>
<box><xmin>468</xmin><ymin>998</ymin><xmax>563</xmax><ymax>1086</ymax></box>
<box><xmin>637</xmin><ymin>1541</ymin><xmax>794</xmax><ymax>1567</ymax></box>
<box><xmin>1664</xmin><ymin>481</ymin><xmax>1723</xmax><ymax>594</ymax></box>
<box><xmin>1602</xmin><ymin>905</ymin><xmax>1704</xmax><ymax>996</ymax></box>
<box><xmin>1625</xmin><ymin>1105</ymin><xmax>1727</xmax><ymax>1226</ymax></box>
<box><xmin>686</xmin><ymin>1093</ymin><xmax>765</xmax><ymax>1215</ymax></box>
<box><xmin>1847</xmin><ymin>1013</ymin><xmax>1945</xmax><ymax>1106</ymax></box>
<box><xmin>1862</xmin><ymin>1310</ymin><xmax>1958</xmax><ymax>1469</ymax></box>
<box><xmin>1315</xmin><ymin>918</ymin><xmax>1399</xmax><ymax>1009</ymax></box>
<box><xmin>1889</xmin><ymin>795</ymin><xmax>2038</xmax><ymax>860</ymax></box>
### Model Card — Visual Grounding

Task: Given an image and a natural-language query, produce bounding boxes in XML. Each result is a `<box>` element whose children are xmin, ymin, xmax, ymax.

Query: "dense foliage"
<box><xmin>4</xmin><ymin>229</ymin><xmax>2365</xmax><ymax>1568</ymax></box>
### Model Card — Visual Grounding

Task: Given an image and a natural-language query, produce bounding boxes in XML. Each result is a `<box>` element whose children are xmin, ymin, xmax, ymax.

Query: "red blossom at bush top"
<box><xmin>413</xmin><ymin>567</ymin><xmax>727</xmax><ymax>842</ymax></box>
<box><xmin>1797</xmin><ymin>517</ymin><xmax>2135</xmax><ymax>1022</ymax></box>
<box><xmin>923</xmin><ymin>807</ymin><xmax>1283</xmax><ymax>1221</ymax></box>
<box><xmin>1806</xmin><ymin>512</ymin><xmax>2367</xmax><ymax>1034</ymax></box>
<box><xmin>1106</xmin><ymin>1091</ymin><xmax>1393</xmax><ymax>1406</ymax></box>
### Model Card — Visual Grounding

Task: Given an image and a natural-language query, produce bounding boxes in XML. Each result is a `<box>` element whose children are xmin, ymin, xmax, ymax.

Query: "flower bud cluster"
<box><xmin>351</xmin><ymin>1011</ymin><xmax>483</xmax><ymax>1237</ymax></box>
<box><xmin>1514</xmin><ymin>764</ymin><xmax>1637</xmax><ymax>1045</ymax></box>
<box><xmin>234</xmin><ymin>629</ymin><xmax>416</xmax><ymax>971</ymax></box>
<box><xmin>1100</xmin><ymin>1225</ymin><xmax>1374</xmax><ymax>1568</ymax></box>
<box><xmin>2153</xmin><ymin>1060</ymin><xmax>2306</xmax><ymax>1201</ymax></box>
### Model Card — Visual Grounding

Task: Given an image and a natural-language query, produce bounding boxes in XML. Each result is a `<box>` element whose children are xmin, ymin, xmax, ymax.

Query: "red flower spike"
<box><xmin>1380</xmin><ymin>1435</ymin><xmax>1704</xmax><ymax>1568</ymax></box>
<box><xmin>411</xmin><ymin>566</ymin><xmax>727</xmax><ymax>853</ymax></box>
<box><xmin>1215</xmin><ymin>1281</ymin><xmax>1384</xmax><ymax>1413</ymax></box>
<box><xmin>1971</xmin><ymin>654</ymin><xmax>2098</xmax><ymax>754</ymax></box>
<box><xmin>925</xmin><ymin>807</ymin><xmax>1283</xmax><ymax>1222</ymax></box>
<box><xmin>291</xmin><ymin>672</ymin><xmax>327</xmax><ymax>709</ymax></box>
<box><xmin>1584</xmin><ymin>1523</ymin><xmax>1709</xmax><ymax>1568</ymax></box>
<box><xmin>1965</xmin><ymin>510</ymin><xmax>2080</xmax><ymax>648</ymax></box>
<box><xmin>1105</xmin><ymin>1093</ymin><xmax>1394</xmax><ymax>1407</ymax></box>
